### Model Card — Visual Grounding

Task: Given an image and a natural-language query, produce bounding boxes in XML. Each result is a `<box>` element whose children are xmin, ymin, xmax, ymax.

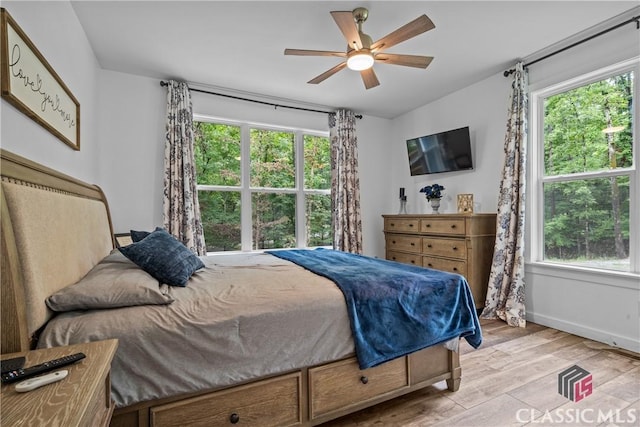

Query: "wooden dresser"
<box><xmin>383</xmin><ymin>213</ymin><xmax>496</xmax><ymax>310</ymax></box>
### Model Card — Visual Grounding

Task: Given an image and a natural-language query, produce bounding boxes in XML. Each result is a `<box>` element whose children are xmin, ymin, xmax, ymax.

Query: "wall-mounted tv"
<box><xmin>406</xmin><ymin>126</ymin><xmax>473</xmax><ymax>176</ymax></box>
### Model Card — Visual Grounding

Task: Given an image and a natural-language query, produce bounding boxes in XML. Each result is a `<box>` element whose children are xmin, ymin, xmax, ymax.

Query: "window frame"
<box><xmin>193</xmin><ymin>114</ymin><xmax>331</xmax><ymax>252</ymax></box>
<box><xmin>529</xmin><ymin>57</ymin><xmax>639</xmax><ymax>274</ymax></box>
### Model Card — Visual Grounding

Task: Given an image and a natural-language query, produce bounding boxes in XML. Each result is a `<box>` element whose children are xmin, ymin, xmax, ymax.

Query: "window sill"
<box><xmin>525</xmin><ymin>261</ymin><xmax>639</xmax><ymax>290</ymax></box>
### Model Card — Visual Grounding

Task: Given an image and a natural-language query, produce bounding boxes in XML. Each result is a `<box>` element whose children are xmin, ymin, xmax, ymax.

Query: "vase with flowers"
<box><xmin>419</xmin><ymin>184</ymin><xmax>445</xmax><ymax>214</ymax></box>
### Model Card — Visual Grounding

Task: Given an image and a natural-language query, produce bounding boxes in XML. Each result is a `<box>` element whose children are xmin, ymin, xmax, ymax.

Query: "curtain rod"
<box><xmin>160</xmin><ymin>81</ymin><xmax>362</xmax><ymax>119</ymax></box>
<box><xmin>504</xmin><ymin>14</ymin><xmax>640</xmax><ymax>77</ymax></box>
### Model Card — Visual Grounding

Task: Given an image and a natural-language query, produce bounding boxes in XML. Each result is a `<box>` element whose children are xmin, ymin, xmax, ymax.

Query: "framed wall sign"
<box><xmin>0</xmin><ymin>8</ymin><xmax>80</xmax><ymax>150</ymax></box>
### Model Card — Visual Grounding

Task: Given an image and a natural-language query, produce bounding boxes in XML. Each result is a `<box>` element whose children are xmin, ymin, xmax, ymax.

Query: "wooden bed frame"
<box><xmin>0</xmin><ymin>149</ymin><xmax>461</xmax><ymax>427</ymax></box>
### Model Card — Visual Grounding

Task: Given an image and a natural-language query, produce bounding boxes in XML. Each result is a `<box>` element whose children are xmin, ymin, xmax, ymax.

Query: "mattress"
<box><xmin>38</xmin><ymin>252</ymin><xmax>355</xmax><ymax>407</ymax></box>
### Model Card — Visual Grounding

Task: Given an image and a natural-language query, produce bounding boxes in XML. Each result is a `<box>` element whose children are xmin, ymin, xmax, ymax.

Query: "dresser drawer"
<box><xmin>387</xmin><ymin>250</ymin><xmax>421</xmax><ymax>266</ymax></box>
<box><xmin>386</xmin><ymin>234</ymin><xmax>421</xmax><ymax>253</ymax></box>
<box><xmin>309</xmin><ymin>357</ymin><xmax>407</xmax><ymax>418</ymax></box>
<box><xmin>384</xmin><ymin>218</ymin><xmax>419</xmax><ymax>233</ymax></box>
<box><xmin>422</xmin><ymin>237</ymin><xmax>467</xmax><ymax>259</ymax></box>
<box><xmin>423</xmin><ymin>256</ymin><xmax>467</xmax><ymax>276</ymax></box>
<box><xmin>420</xmin><ymin>218</ymin><xmax>466</xmax><ymax>235</ymax></box>
<box><xmin>150</xmin><ymin>373</ymin><xmax>301</xmax><ymax>427</ymax></box>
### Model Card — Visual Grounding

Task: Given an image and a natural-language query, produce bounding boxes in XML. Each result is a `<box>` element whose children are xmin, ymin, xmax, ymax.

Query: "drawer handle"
<box><xmin>411</xmin><ymin>260</ymin><xmax>415</xmax><ymax>264</ymax></box>
<box><xmin>390</xmin><ymin>223</ymin><xmax>395</xmax><ymax>226</ymax></box>
<box><xmin>453</xmin><ymin>267</ymin><xmax>458</xmax><ymax>272</ymax></box>
<box><xmin>410</xmin><ymin>242</ymin><xmax>415</xmax><ymax>246</ymax></box>
<box><xmin>451</xmin><ymin>224</ymin><xmax>456</xmax><ymax>229</ymax></box>
<box><xmin>409</xmin><ymin>224</ymin><xmax>414</xmax><ymax>227</ymax></box>
<box><xmin>360</xmin><ymin>376</ymin><xmax>369</xmax><ymax>384</ymax></box>
<box><xmin>392</xmin><ymin>257</ymin><xmax>397</xmax><ymax>260</ymax></box>
<box><xmin>230</xmin><ymin>413</ymin><xmax>240</xmax><ymax>424</ymax></box>
<box><xmin>392</xmin><ymin>240</ymin><xmax>396</xmax><ymax>244</ymax></box>
<box><xmin>427</xmin><ymin>244</ymin><xmax>432</xmax><ymax>248</ymax></box>
<box><xmin>427</xmin><ymin>263</ymin><xmax>433</xmax><ymax>267</ymax></box>
<box><xmin>426</xmin><ymin>224</ymin><xmax>431</xmax><ymax>228</ymax></box>
<box><xmin>452</xmin><ymin>246</ymin><xmax>458</xmax><ymax>250</ymax></box>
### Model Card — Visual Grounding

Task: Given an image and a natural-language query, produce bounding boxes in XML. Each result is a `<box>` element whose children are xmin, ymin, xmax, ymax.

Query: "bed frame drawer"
<box><xmin>309</xmin><ymin>357</ymin><xmax>407</xmax><ymax>419</ymax></box>
<box><xmin>150</xmin><ymin>373</ymin><xmax>302</xmax><ymax>427</ymax></box>
<box><xmin>422</xmin><ymin>237</ymin><xmax>467</xmax><ymax>259</ymax></box>
<box><xmin>423</xmin><ymin>256</ymin><xmax>467</xmax><ymax>276</ymax></box>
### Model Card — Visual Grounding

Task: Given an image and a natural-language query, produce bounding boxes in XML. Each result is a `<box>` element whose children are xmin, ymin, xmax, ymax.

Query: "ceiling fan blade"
<box><xmin>360</xmin><ymin>68</ymin><xmax>380</xmax><ymax>89</ymax></box>
<box><xmin>330</xmin><ymin>11</ymin><xmax>363</xmax><ymax>50</ymax></box>
<box><xmin>371</xmin><ymin>15</ymin><xmax>435</xmax><ymax>52</ymax></box>
<box><xmin>375</xmin><ymin>53</ymin><xmax>434</xmax><ymax>68</ymax></box>
<box><xmin>285</xmin><ymin>49</ymin><xmax>347</xmax><ymax>58</ymax></box>
<box><xmin>308</xmin><ymin>62</ymin><xmax>348</xmax><ymax>84</ymax></box>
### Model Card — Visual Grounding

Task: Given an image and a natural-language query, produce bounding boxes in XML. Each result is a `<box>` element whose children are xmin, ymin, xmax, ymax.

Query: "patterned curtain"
<box><xmin>329</xmin><ymin>109</ymin><xmax>363</xmax><ymax>254</ymax></box>
<box><xmin>481</xmin><ymin>62</ymin><xmax>528</xmax><ymax>327</ymax></box>
<box><xmin>163</xmin><ymin>80</ymin><xmax>207</xmax><ymax>255</ymax></box>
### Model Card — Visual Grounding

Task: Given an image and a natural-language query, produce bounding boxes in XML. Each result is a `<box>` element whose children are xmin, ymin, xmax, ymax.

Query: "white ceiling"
<box><xmin>71</xmin><ymin>1</ymin><xmax>637</xmax><ymax>119</ymax></box>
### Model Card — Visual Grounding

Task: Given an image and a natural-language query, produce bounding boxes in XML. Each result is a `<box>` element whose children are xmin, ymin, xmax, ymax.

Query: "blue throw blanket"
<box><xmin>267</xmin><ymin>248</ymin><xmax>482</xmax><ymax>369</ymax></box>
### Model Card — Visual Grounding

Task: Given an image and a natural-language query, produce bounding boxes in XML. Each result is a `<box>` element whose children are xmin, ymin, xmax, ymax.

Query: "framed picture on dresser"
<box><xmin>457</xmin><ymin>194</ymin><xmax>474</xmax><ymax>213</ymax></box>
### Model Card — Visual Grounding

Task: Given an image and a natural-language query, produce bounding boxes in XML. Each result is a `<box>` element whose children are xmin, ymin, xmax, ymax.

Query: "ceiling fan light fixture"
<box><xmin>347</xmin><ymin>51</ymin><xmax>374</xmax><ymax>71</ymax></box>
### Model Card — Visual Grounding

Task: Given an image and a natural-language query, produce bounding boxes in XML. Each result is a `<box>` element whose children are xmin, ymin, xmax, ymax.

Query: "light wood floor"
<box><xmin>321</xmin><ymin>320</ymin><xmax>640</xmax><ymax>426</ymax></box>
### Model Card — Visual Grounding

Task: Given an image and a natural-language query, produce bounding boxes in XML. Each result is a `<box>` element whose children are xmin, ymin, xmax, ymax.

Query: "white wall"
<box><xmin>0</xmin><ymin>2</ymin><xmax>102</xmax><ymax>184</ymax></box>
<box><xmin>523</xmin><ymin>9</ymin><xmax>640</xmax><ymax>352</ymax></box>
<box><xmin>389</xmin><ymin>74</ymin><xmax>510</xmax><ymax>216</ymax></box>
<box><xmin>95</xmin><ymin>73</ymin><xmax>393</xmax><ymax>257</ymax></box>
<box><xmin>96</xmin><ymin>70</ymin><xmax>166</xmax><ymax>233</ymax></box>
<box><xmin>386</xmin><ymin>8</ymin><xmax>640</xmax><ymax>352</ymax></box>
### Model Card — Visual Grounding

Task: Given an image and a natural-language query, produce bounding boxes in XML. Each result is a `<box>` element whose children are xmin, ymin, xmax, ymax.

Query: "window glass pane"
<box><xmin>250</xmin><ymin>129</ymin><xmax>295</xmax><ymax>188</ymax></box>
<box><xmin>252</xmin><ymin>193</ymin><xmax>295</xmax><ymax>249</ymax></box>
<box><xmin>306</xmin><ymin>194</ymin><xmax>332</xmax><ymax>246</ymax></box>
<box><xmin>543</xmin><ymin>176</ymin><xmax>630</xmax><ymax>272</ymax></box>
<box><xmin>543</xmin><ymin>72</ymin><xmax>633</xmax><ymax>176</ymax></box>
<box><xmin>304</xmin><ymin>135</ymin><xmax>331</xmax><ymax>190</ymax></box>
<box><xmin>199</xmin><ymin>190</ymin><xmax>241</xmax><ymax>252</ymax></box>
<box><xmin>194</xmin><ymin>122</ymin><xmax>241</xmax><ymax>186</ymax></box>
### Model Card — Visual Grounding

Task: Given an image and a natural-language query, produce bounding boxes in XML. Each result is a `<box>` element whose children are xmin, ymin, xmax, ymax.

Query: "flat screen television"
<box><xmin>406</xmin><ymin>126</ymin><xmax>473</xmax><ymax>176</ymax></box>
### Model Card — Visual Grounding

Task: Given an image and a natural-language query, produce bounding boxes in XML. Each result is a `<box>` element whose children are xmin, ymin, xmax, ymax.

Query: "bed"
<box><xmin>0</xmin><ymin>149</ymin><xmax>480</xmax><ymax>427</ymax></box>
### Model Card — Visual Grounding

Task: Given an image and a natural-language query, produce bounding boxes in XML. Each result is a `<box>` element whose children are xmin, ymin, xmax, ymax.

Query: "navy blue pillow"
<box><xmin>119</xmin><ymin>229</ymin><xmax>204</xmax><ymax>287</ymax></box>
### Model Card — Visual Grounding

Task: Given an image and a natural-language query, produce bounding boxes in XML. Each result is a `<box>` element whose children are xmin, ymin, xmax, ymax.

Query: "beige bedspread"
<box><xmin>38</xmin><ymin>252</ymin><xmax>354</xmax><ymax>407</ymax></box>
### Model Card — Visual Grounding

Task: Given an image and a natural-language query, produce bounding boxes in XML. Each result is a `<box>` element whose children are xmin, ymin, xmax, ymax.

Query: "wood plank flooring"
<box><xmin>321</xmin><ymin>320</ymin><xmax>640</xmax><ymax>426</ymax></box>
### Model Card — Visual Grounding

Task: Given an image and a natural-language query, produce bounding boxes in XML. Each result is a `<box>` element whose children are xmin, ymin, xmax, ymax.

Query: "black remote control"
<box><xmin>1</xmin><ymin>352</ymin><xmax>86</xmax><ymax>384</ymax></box>
<box><xmin>1</xmin><ymin>357</ymin><xmax>25</xmax><ymax>375</ymax></box>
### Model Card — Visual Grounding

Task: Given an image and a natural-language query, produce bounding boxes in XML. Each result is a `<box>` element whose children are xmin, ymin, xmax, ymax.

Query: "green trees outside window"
<box><xmin>541</xmin><ymin>70</ymin><xmax>634</xmax><ymax>271</ymax></box>
<box><xmin>193</xmin><ymin>120</ymin><xmax>332</xmax><ymax>252</ymax></box>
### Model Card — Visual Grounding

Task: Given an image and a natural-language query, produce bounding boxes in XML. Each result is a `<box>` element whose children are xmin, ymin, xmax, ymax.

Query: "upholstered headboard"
<box><xmin>1</xmin><ymin>149</ymin><xmax>115</xmax><ymax>353</ymax></box>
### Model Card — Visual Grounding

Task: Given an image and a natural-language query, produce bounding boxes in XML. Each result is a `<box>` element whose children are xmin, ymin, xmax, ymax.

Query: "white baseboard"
<box><xmin>526</xmin><ymin>312</ymin><xmax>640</xmax><ymax>354</ymax></box>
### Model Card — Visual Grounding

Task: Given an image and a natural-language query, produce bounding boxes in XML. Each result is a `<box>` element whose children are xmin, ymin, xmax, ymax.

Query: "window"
<box><xmin>531</xmin><ymin>59</ymin><xmax>638</xmax><ymax>273</ymax></box>
<box><xmin>193</xmin><ymin>117</ymin><xmax>332</xmax><ymax>252</ymax></box>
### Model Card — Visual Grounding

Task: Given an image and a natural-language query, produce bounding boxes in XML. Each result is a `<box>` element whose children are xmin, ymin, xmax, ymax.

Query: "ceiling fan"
<box><xmin>284</xmin><ymin>7</ymin><xmax>435</xmax><ymax>90</ymax></box>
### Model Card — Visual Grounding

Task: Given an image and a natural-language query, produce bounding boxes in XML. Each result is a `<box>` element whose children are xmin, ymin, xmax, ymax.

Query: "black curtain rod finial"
<box><xmin>160</xmin><ymin>80</ymin><xmax>168</xmax><ymax>87</ymax></box>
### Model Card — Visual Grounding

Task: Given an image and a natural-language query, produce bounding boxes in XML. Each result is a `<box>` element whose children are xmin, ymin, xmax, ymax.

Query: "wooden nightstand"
<box><xmin>1</xmin><ymin>339</ymin><xmax>118</xmax><ymax>427</ymax></box>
